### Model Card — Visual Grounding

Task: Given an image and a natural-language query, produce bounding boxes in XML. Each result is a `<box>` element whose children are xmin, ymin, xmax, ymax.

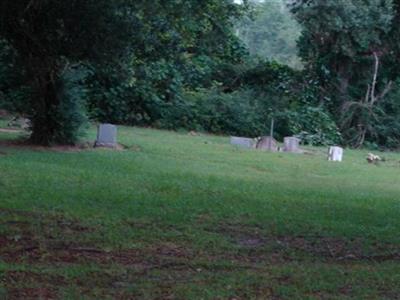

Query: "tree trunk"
<box><xmin>29</xmin><ymin>67</ymin><xmax>61</xmax><ymax>145</ymax></box>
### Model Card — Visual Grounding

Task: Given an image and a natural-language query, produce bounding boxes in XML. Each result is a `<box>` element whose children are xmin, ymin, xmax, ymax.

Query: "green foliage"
<box><xmin>283</xmin><ymin>107</ymin><xmax>342</xmax><ymax>145</ymax></box>
<box><xmin>370</xmin><ymin>81</ymin><xmax>400</xmax><ymax>149</ymax></box>
<box><xmin>52</xmin><ymin>68</ymin><xmax>89</xmax><ymax>145</ymax></box>
<box><xmin>0</xmin><ymin>0</ymin><xmax>137</xmax><ymax>144</ymax></box>
<box><xmin>1</xmin><ymin>0</ymin><xmax>399</xmax><ymax>148</ymax></box>
<box><xmin>88</xmin><ymin>58</ymin><xmax>340</xmax><ymax>146</ymax></box>
<box><xmin>86</xmin><ymin>0</ymin><xmax>249</xmax><ymax>127</ymax></box>
<box><xmin>0</xmin><ymin>41</ymin><xmax>29</xmax><ymax>114</ymax></box>
<box><xmin>237</xmin><ymin>0</ymin><xmax>303</xmax><ymax>68</ymax></box>
<box><xmin>177</xmin><ymin>89</ymin><xmax>269</xmax><ymax>137</ymax></box>
<box><xmin>292</xmin><ymin>0</ymin><xmax>400</xmax><ymax>148</ymax></box>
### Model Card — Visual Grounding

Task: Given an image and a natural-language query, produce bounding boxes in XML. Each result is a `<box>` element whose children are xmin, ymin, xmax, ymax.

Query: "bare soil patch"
<box><xmin>0</xmin><ymin>139</ymin><xmax>94</xmax><ymax>152</ymax></box>
<box><xmin>0</xmin><ymin>209</ymin><xmax>195</xmax><ymax>268</ymax></box>
<box><xmin>5</xmin><ymin>287</ymin><xmax>57</xmax><ymax>300</ymax></box>
<box><xmin>212</xmin><ymin>222</ymin><xmax>400</xmax><ymax>262</ymax></box>
<box><xmin>0</xmin><ymin>209</ymin><xmax>199</xmax><ymax>298</ymax></box>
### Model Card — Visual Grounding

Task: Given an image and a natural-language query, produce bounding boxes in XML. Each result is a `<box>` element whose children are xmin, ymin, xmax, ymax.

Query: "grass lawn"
<box><xmin>1</xmin><ymin>119</ymin><xmax>400</xmax><ymax>299</ymax></box>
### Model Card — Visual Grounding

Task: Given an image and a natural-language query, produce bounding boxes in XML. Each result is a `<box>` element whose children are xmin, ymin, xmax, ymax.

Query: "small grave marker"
<box><xmin>7</xmin><ymin>117</ymin><xmax>30</xmax><ymax>129</ymax></box>
<box><xmin>256</xmin><ymin>136</ymin><xmax>278</xmax><ymax>152</ymax></box>
<box><xmin>230</xmin><ymin>136</ymin><xmax>256</xmax><ymax>149</ymax></box>
<box><xmin>95</xmin><ymin>124</ymin><xmax>117</xmax><ymax>148</ymax></box>
<box><xmin>328</xmin><ymin>146</ymin><xmax>343</xmax><ymax>162</ymax></box>
<box><xmin>284</xmin><ymin>137</ymin><xmax>301</xmax><ymax>153</ymax></box>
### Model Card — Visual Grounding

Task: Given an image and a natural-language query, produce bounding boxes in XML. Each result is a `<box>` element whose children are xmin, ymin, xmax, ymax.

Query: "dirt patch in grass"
<box><xmin>0</xmin><ymin>139</ymin><xmax>132</xmax><ymax>153</ymax></box>
<box><xmin>5</xmin><ymin>287</ymin><xmax>57</xmax><ymax>300</ymax></box>
<box><xmin>0</xmin><ymin>209</ymin><xmax>199</xmax><ymax>298</ymax></box>
<box><xmin>0</xmin><ymin>139</ymin><xmax>95</xmax><ymax>152</ymax></box>
<box><xmin>0</xmin><ymin>209</ymin><xmax>195</xmax><ymax>268</ymax></box>
<box><xmin>212</xmin><ymin>222</ymin><xmax>400</xmax><ymax>263</ymax></box>
<box><xmin>2</xmin><ymin>210</ymin><xmax>400</xmax><ymax>298</ymax></box>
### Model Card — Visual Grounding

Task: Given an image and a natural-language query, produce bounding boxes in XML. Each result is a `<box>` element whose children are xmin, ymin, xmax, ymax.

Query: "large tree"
<box><xmin>292</xmin><ymin>0</ymin><xmax>399</xmax><ymax>147</ymax></box>
<box><xmin>0</xmin><ymin>0</ymin><xmax>136</xmax><ymax>145</ymax></box>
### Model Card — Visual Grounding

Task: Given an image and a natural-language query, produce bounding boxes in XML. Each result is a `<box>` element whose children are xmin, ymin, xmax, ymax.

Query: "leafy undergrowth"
<box><xmin>1</xmin><ymin>122</ymin><xmax>400</xmax><ymax>298</ymax></box>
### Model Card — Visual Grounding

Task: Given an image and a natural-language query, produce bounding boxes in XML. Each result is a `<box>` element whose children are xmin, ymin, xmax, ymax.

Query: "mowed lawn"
<box><xmin>1</xmin><ymin>120</ymin><xmax>400</xmax><ymax>299</ymax></box>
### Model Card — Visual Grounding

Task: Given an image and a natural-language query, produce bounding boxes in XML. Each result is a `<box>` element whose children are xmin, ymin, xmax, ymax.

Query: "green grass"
<box><xmin>1</xmin><ymin>121</ymin><xmax>400</xmax><ymax>299</ymax></box>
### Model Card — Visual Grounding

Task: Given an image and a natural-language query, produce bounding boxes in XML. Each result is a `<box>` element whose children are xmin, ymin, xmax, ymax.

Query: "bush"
<box><xmin>158</xmin><ymin>89</ymin><xmax>269</xmax><ymax>137</ymax></box>
<box><xmin>281</xmin><ymin>107</ymin><xmax>342</xmax><ymax>146</ymax></box>
<box><xmin>51</xmin><ymin>68</ymin><xmax>89</xmax><ymax>144</ymax></box>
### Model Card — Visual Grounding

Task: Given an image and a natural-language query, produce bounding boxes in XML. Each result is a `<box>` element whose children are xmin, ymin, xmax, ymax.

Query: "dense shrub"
<box><xmin>281</xmin><ymin>107</ymin><xmax>342</xmax><ymax>145</ymax></box>
<box><xmin>169</xmin><ymin>89</ymin><xmax>269</xmax><ymax>137</ymax></box>
<box><xmin>51</xmin><ymin>68</ymin><xmax>89</xmax><ymax>144</ymax></box>
<box><xmin>145</xmin><ymin>88</ymin><xmax>340</xmax><ymax>146</ymax></box>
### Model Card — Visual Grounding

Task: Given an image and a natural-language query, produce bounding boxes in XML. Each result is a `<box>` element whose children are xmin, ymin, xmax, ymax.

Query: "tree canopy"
<box><xmin>0</xmin><ymin>0</ymin><xmax>247</xmax><ymax>145</ymax></box>
<box><xmin>292</xmin><ymin>0</ymin><xmax>400</xmax><ymax>147</ymax></box>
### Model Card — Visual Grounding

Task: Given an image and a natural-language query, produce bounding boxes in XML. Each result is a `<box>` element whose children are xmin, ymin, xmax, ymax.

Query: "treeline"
<box><xmin>0</xmin><ymin>0</ymin><xmax>400</xmax><ymax>148</ymax></box>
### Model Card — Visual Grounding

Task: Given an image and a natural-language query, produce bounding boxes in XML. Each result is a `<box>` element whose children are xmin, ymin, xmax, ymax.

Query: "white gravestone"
<box><xmin>95</xmin><ymin>124</ymin><xmax>117</xmax><ymax>148</ymax></box>
<box><xmin>284</xmin><ymin>137</ymin><xmax>301</xmax><ymax>153</ymax></box>
<box><xmin>256</xmin><ymin>136</ymin><xmax>278</xmax><ymax>152</ymax></box>
<box><xmin>328</xmin><ymin>146</ymin><xmax>343</xmax><ymax>162</ymax></box>
<box><xmin>230</xmin><ymin>136</ymin><xmax>256</xmax><ymax>149</ymax></box>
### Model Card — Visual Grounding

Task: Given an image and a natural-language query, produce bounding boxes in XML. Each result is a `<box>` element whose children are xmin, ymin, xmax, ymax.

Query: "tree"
<box><xmin>0</xmin><ymin>0</ymin><xmax>135</xmax><ymax>145</ymax></box>
<box><xmin>292</xmin><ymin>0</ymin><xmax>398</xmax><ymax>147</ymax></box>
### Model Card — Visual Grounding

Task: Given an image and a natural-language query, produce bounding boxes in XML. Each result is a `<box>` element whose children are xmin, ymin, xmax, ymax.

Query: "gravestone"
<box><xmin>256</xmin><ymin>136</ymin><xmax>278</xmax><ymax>152</ymax></box>
<box><xmin>95</xmin><ymin>124</ymin><xmax>117</xmax><ymax>148</ymax></box>
<box><xmin>328</xmin><ymin>146</ymin><xmax>343</xmax><ymax>162</ymax></box>
<box><xmin>283</xmin><ymin>137</ymin><xmax>301</xmax><ymax>153</ymax></box>
<box><xmin>7</xmin><ymin>117</ymin><xmax>30</xmax><ymax>129</ymax></box>
<box><xmin>230</xmin><ymin>136</ymin><xmax>256</xmax><ymax>149</ymax></box>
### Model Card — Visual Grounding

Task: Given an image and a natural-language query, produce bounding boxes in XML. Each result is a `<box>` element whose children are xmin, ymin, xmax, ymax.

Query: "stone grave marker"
<box><xmin>95</xmin><ymin>124</ymin><xmax>117</xmax><ymax>148</ymax></box>
<box><xmin>7</xmin><ymin>117</ymin><xmax>30</xmax><ymax>129</ymax></box>
<box><xmin>230</xmin><ymin>136</ymin><xmax>256</xmax><ymax>149</ymax></box>
<box><xmin>283</xmin><ymin>137</ymin><xmax>301</xmax><ymax>153</ymax></box>
<box><xmin>256</xmin><ymin>136</ymin><xmax>278</xmax><ymax>152</ymax></box>
<box><xmin>328</xmin><ymin>146</ymin><xmax>343</xmax><ymax>162</ymax></box>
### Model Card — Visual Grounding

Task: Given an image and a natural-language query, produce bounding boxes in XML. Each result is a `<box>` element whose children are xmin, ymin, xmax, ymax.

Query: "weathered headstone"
<box><xmin>256</xmin><ymin>136</ymin><xmax>278</xmax><ymax>152</ymax></box>
<box><xmin>230</xmin><ymin>136</ymin><xmax>256</xmax><ymax>149</ymax></box>
<box><xmin>95</xmin><ymin>124</ymin><xmax>117</xmax><ymax>148</ymax></box>
<box><xmin>328</xmin><ymin>146</ymin><xmax>343</xmax><ymax>162</ymax></box>
<box><xmin>283</xmin><ymin>137</ymin><xmax>301</xmax><ymax>153</ymax></box>
<box><xmin>7</xmin><ymin>117</ymin><xmax>30</xmax><ymax>129</ymax></box>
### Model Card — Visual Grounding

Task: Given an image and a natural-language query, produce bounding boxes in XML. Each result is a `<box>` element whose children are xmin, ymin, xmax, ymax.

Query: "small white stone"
<box><xmin>328</xmin><ymin>146</ymin><xmax>343</xmax><ymax>162</ymax></box>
